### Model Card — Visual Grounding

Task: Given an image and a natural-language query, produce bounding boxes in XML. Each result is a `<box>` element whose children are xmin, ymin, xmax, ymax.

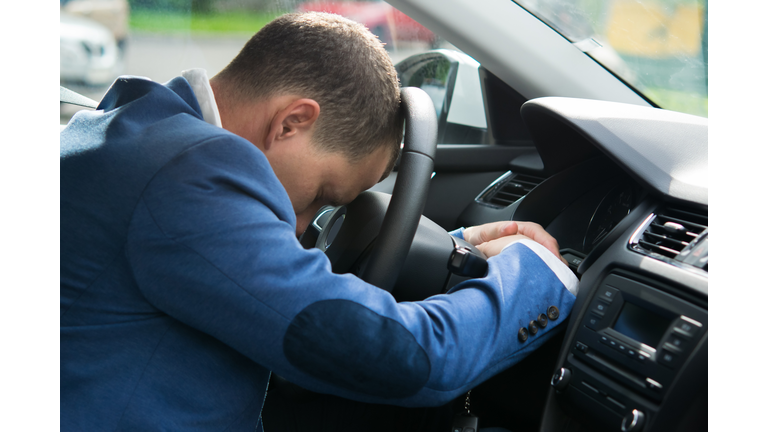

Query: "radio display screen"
<box><xmin>612</xmin><ymin>302</ymin><xmax>670</xmax><ymax>348</ymax></box>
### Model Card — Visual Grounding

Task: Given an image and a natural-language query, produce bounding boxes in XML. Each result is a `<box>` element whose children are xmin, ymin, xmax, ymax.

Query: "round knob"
<box><xmin>550</xmin><ymin>368</ymin><xmax>571</xmax><ymax>391</ymax></box>
<box><xmin>621</xmin><ymin>409</ymin><xmax>645</xmax><ymax>432</ymax></box>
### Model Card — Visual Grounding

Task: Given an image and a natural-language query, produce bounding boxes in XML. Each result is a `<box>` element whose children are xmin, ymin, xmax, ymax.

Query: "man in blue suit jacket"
<box><xmin>61</xmin><ymin>12</ymin><xmax>577</xmax><ymax>431</ymax></box>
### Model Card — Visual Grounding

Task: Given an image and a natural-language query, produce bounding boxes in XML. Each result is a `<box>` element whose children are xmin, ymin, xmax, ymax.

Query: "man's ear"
<box><xmin>264</xmin><ymin>98</ymin><xmax>320</xmax><ymax>150</ymax></box>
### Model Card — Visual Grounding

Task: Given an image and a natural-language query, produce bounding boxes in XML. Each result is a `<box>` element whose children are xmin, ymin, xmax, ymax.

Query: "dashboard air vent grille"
<box><xmin>631</xmin><ymin>206</ymin><xmax>708</xmax><ymax>271</ymax></box>
<box><xmin>479</xmin><ymin>173</ymin><xmax>544</xmax><ymax>208</ymax></box>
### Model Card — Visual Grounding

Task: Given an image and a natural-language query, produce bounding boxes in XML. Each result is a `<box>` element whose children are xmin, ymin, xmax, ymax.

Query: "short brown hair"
<box><xmin>214</xmin><ymin>12</ymin><xmax>402</xmax><ymax>168</ymax></box>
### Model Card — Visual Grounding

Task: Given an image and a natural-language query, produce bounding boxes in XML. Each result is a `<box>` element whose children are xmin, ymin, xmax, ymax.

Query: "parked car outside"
<box><xmin>60</xmin><ymin>12</ymin><xmax>121</xmax><ymax>86</ymax></box>
<box><xmin>60</xmin><ymin>0</ymin><xmax>130</xmax><ymax>50</ymax></box>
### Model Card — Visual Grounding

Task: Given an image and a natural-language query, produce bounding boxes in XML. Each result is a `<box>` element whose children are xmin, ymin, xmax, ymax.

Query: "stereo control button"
<box><xmin>658</xmin><ymin>349</ymin><xmax>678</xmax><ymax>368</ymax></box>
<box><xmin>575</xmin><ymin>341</ymin><xmax>589</xmax><ymax>353</ymax></box>
<box><xmin>592</xmin><ymin>301</ymin><xmax>609</xmax><ymax>315</ymax></box>
<box><xmin>598</xmin><ymin>286</ymin><xmax>618</xmax><ymax>304</ymax></box>
<box><xmin>645</xmin><ymin>377</ymin><xmax>663</xmax><ymax>391</ymax></box>
<box><xmin>663</xmin><ymin>341</ymin><xmax>684</xmax><ymax>354</ymax></box>
<box><xmin>672</xmin><ymin>316</ymin><xmax>702</xmax><ymax>339</ymax></box>
<box><xmin>666</xmin><ymin>335</ymin><xmax>686</xmax><ymax>351</ymax></box>
<box><xmin>585</xmin><ymin>314</ymin><xmax>602</xmax><ymax>330</ymax></box>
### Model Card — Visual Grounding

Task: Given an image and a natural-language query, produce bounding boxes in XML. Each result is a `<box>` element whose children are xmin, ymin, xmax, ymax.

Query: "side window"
<box><xmin>396</xmin><ymin>50</ymin><xmax>489</xmax><ymax>145</ymax></box>
<box><xmin>59</xmin><ymin>0</ymin><xmax>501</xmax><ymax>138</ymax></box>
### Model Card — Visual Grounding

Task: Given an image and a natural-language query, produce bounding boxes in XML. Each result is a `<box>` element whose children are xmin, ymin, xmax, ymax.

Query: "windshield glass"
<box><xmin>512</xmin><ymin>0</ymin><xmax>708</xmax><ymax>117</ymax></box>
<box><xmin>60</xmin><ymin>0</ymin><xmax>707</xmax><ymax>123</ymax></box>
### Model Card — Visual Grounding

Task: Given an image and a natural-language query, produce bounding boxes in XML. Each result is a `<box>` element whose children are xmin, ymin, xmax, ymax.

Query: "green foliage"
<box><xmin>127</xmin><ymin>0</ymin><xmax>299</xmax><ymax>13</ymax></box>
<box><xmin>128</xmin><ymin>0</ymin><xmax>196</xmax><ymax>13</ymax></box>
<box><xmin>644</xmin><ymin>87</ymin><xmax>708</xmax><ymax>117</ymax></box>
<box><xmin>129</xmin><ymin>9</ymin><xmax>283</xmax><ymax>34</ymax></box>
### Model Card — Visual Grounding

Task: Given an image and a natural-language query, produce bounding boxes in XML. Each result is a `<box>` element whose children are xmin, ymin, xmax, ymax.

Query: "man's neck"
<box><xmin>209</xmin><ymin>80</ymin><xmax>270</xmax><ymax>154</ymax></box>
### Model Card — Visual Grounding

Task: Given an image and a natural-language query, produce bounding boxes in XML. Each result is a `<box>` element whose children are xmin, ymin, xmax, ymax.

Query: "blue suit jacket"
<box><xmin>60</xmin><ymin>76</ymin><xmax>577</xmax><ymax>431</ymax></box>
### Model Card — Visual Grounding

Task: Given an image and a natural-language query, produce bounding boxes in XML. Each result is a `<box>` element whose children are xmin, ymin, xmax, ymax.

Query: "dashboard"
<box><xmin>455</xmin><ymin>97</ymin><xmax>708</xmax><ymax>432</ymax></box>
<box><xmin>305</xmin><ymin>93</ymin><xmax>707</xmax><ymax>431</ymax></box>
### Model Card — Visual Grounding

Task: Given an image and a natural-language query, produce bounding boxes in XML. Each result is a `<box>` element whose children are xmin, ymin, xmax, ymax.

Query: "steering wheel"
<box><xmin>301</xmin><ymin>87</ymin><xmax>438</xmax><ymax>292</ymax></box>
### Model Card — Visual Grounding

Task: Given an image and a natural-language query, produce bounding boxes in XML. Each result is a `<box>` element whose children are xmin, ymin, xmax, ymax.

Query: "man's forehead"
<box><xmin>378</xmin><ymin>166</ymin><xmax>392</xmax><ymax>183</ymax></box>
<box><xmin>344</xmin><ymin>150</ymin><xmax>391</xmax><ymax>199</ymax></box>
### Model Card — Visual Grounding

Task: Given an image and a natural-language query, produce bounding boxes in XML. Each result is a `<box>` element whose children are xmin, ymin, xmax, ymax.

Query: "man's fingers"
<box><xmin>515</xmin><ymin>222</ymin><xmax>561</xmax><ymax>258</ymax></box>
<box><xmin>464</xmin><ymin>221</ymin><xmax>567</xmax><ymax>265</ymax></box>
<box><xmin>464</xmin><ymin>221</ymin><xmax>518</xmax><ymax>246</ymax></box>
<box><xmin>475</xmin><ymin>234</ymin><xmax>528</xmax><ymax>257</ymax></box>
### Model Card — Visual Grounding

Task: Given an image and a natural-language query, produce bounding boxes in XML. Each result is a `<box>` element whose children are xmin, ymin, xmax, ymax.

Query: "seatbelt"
<box><xmin>60</xmin><ymin>86</ymin><xmax>98</xmax><ymax>109</ymax></box>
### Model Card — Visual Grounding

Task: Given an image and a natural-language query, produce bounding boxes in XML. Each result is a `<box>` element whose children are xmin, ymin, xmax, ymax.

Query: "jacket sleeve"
<box><xmin>125</xmin><ymin>137</ymin><xmax>578</xmax><ymax>407</ymax></box>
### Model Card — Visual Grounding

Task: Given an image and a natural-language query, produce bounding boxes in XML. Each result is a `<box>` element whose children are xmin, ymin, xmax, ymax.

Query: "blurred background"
<box><xmin>59</xmin><ymin>0</ymin><xmax>450</xmax><ymax>122</ymax></box>
<box><xmin>60</xmin><ymin>0</ymin><xmax>707</xmax><ymax>123</ymax></box>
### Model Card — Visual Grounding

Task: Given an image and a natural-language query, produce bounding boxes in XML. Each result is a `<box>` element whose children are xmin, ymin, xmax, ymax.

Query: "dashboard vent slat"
<box><xmin>478</xmin><ymin>173</ymin><xmax>544</xmax><ymax>208</ymax></box>
<box><xmin>630</xmin><ymin>206</ymin><xmax>708</xmax><ymax>271</ymax></box>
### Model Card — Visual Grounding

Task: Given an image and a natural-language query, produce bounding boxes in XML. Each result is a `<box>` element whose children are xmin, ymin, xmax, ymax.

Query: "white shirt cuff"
<box><xmin>502</xmin><ymin>238</ymin><xmax>579</xmax><ymax>296</ymax></box>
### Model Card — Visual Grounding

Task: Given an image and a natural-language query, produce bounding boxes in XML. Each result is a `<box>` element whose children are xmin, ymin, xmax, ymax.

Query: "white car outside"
<box><xmin>61</xmin><ymin>0</ymin><xmax>130</xmax><ymax>45</ymax></box>
<box><xmin>60</xmin><ymin>12</ymin><xmax>120</xmax><ymax>86</ymax></box>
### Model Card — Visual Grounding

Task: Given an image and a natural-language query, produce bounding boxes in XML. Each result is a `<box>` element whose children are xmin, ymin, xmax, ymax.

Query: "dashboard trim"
<box><xmin>521</xmin><ymin>97</ymin><xmax>707</xmax><ymax>206</ymax></box>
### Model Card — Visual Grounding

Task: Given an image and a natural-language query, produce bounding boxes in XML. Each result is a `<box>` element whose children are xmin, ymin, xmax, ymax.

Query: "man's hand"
<box><xmin>463</xmin><ymin>221</ymin><xmax>567</xmax><ymax>265</ymax></box>
<box><xmin>462</xmin><ymin>221</ymin><xmax>520</xmax><ymax>247</ymax></box>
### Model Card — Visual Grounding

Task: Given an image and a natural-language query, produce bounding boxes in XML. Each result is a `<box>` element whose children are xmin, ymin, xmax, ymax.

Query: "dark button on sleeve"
<box><xmin>528</xmin><ymin>320</ymin><xmax>539</xmax><ymax>335</ymax></box>
<box><xmin>518</xmin><ymin>327</ymin><xmax>529</xmax><ymax>342</ymax></box>
<box><xmin>547</xmin><ymin>305</ymin><xmax>560</xmax><ymax>320</ymax></box>
<box><xmin>537</xmin><ymin>313</ymin><xmax>548</xmax><ymax>328</ymax></box>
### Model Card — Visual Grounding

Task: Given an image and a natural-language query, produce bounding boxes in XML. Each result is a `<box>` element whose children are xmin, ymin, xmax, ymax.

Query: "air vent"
<box><xmin>478</xmin><ymin>173</ymin><xmax>544</xmax><ymax>208</ymax></box>
<box><xmin>630</xmin><ymin>206</ymin><xmax>708</xmax><ymax>270</ymax></box>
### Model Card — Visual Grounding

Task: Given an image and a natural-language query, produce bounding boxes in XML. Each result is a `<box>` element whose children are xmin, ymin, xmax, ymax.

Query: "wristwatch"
<box><xmin>448</xmin><ymin>246</ymin><xmax>488</xmax><ymax>278</ymax></box>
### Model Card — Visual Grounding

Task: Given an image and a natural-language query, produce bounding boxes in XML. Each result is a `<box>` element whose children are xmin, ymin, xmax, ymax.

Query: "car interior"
<box><xmin>294</xmin><ymin>1</ymin><xmax>708</xmax><ymax>430</ymax></box>
<box><xmin>293</xmin><ymin>62</ymin><xmax>707</xmax><ymax>432</ymax></box>
<box><xmin>59</xmin><ymin>0</ymin><xmax>708</xmax><ymax>431</ymax></box>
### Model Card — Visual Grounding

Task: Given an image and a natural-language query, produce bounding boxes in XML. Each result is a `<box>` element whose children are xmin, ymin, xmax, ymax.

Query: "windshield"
<box><xmin>512</xmin><ymin>0</ymin><xmax>708</xmax><ymax>117</ymax></box>
<box><xmin>60</xmin><ymin>0</ymin><xmax>707</xmax><ymax>123</ymax></box>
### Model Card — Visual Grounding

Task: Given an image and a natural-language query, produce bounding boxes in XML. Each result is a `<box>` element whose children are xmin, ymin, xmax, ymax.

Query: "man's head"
<box><xmin>211</xmin><ymin>12</ymin><xmax>403</xmax><ymax>234</ymax></box>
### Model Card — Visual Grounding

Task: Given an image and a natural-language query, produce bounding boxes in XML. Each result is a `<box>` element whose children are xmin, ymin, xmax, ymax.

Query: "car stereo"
<box><xmin>565</xmin><ymin>273</ymin><xmax>707</xmax><ymax>404</ymax></box>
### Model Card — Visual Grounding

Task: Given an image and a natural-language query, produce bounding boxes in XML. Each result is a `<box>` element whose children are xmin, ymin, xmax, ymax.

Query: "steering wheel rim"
<box><xmin>358</xmin><ymin>87</ymin><xmax>438</xmax><ymax>292</ymax></box>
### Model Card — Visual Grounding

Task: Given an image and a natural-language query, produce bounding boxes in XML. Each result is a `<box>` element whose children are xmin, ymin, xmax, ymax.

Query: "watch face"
<box><xmin>450</xmin><ymin>247</ymin><xmax>468</xmax><ymax>269</ymax></box>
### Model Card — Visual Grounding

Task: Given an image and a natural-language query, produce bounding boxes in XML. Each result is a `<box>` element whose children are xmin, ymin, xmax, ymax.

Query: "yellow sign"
<box><xmin>605</xmin><ymin>0</ymin><xmax>704</xmax><ymax>57</ymax></box>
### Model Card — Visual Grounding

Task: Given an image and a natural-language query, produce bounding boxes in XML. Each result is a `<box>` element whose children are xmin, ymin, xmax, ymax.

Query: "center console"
<box><xmin>550</xmin><ymin>273</ymin><xmax>708</xmax><ymax>431</ymax></box>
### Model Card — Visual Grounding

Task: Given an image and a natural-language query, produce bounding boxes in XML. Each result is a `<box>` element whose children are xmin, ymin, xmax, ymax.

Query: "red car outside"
<box><xmin>296</xmin><ymin>1</ymin><xmax>437</xmax><ymax>49</ymax></box>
